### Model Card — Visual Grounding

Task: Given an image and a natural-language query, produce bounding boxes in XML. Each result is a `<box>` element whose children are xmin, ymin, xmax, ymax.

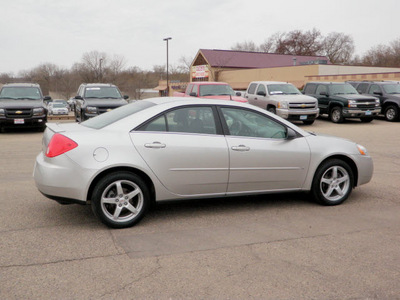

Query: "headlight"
<box><xmin>33</xmin><ymin>108</ymin><xmax>45</xmax><ymax>116</ymax></box>
<box><xmin>85</xmin><ymin>106</ymin><xmax>98</xmax><ymax>114</ymax></box>
<box><xmin>375</xmin><ymin>99</ymin><xmax>380</xmax><ymax>107</ymax></box>
<box><xmin>357</xmin><ymin>144</ymin><xmax>368</xmax><ymax>156</ymax></box>
<box><xmin>278</xmin><ymin>101</ymin><xmax>288</xmax><ymax>109</ymax></box>
<box><xmin>348</xmin><ymin>100</ymin><xmax>357</xmax><ymax>108</ymax></box>
<box><xmin>0</xmin><ymin>109</ymin><xmax>5</xmax><ymax>116</ymax></box>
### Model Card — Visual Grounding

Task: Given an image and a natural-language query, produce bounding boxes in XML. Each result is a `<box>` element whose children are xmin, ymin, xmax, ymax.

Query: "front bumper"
<box><xmin>277</xmin><ymin>108</ymin><xmax>320</xmax><ymax>120</ymax></box>
<box><xmin>0</xmin><ymin>115</ymin><xmax>47</xmax><ymax>128</ymax></box>
<box><xmin>342</xmin><ymin>108</ymin><xmax>381</xmax><ymax>118</ymax></box>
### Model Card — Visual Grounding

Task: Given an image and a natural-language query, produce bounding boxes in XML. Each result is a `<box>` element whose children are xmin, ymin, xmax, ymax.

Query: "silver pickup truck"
<box><xmin>245</xmin><ymin>81</ymin><xmax>319</xmax><ymax>125</ymax></box>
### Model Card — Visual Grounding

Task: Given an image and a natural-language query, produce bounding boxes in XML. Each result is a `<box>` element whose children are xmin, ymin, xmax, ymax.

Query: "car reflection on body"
<box><xmin>33</xmin><ymin>97</ymin><xmax>373</xmax><ymax>228</ymax></box>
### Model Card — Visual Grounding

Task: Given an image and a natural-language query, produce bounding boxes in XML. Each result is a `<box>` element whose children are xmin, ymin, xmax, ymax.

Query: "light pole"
<box><xmin>163</xmin><ymin>37</ymin><xmax>172</xmax><ymax>96</ymax></box>
<box><xmin>99</xmin><ymin>58</ymin><xmax>103</xmax><ymax>82</ymax></box>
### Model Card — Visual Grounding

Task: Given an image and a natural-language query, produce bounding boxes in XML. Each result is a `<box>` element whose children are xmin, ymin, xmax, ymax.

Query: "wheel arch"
<box><xmin>87</xmin><ymin>166</ymin><xmax>156</xmax><ymax>204</ymax></box>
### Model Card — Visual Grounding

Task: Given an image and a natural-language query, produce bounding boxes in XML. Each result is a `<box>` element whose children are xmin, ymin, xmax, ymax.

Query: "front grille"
<box><xmin>98</xmin><ymin>107</ymin><xmax>116</xmax><ymax>114</ymax></box>
<box><xmin>288</xmin><ymin>102</ymin><xmax>317</xmax><ymax>110</ymax></box>
<box><xmin>6</xmin><ymin>108</ymin><xmax>32</xmax><ymax>118</ymax></box>
<box><xmin>354</xmin><ymin>99</ymin><xmax>377</xmax><ymax>110</ymax></box>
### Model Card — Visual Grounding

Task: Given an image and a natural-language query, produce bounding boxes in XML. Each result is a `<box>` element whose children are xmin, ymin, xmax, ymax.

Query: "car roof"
<box><xmin>250</xmin><ymin>81</ymin><xmax>290</xmax><ymax>85</ymax></box>
<box><xmin>81</xmin><ymin>83</ymin><xmax>117</xmax><ymax>87</ymax></box>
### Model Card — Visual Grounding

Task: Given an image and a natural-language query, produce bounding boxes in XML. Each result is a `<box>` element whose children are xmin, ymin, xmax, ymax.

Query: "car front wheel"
<box><xmin>91</xmin><ymin>172</ymin><xmax>150</xmax><ymax>228</ymax></box>
<box><xmin>330</xmin><ymin>106</ymin><xmax>344</xmax><ymax>123</ymax></box>
<box><xmin>311</xmin><ymin>159</ymin><xmax>354</xmax><ymax>206</ymax></box>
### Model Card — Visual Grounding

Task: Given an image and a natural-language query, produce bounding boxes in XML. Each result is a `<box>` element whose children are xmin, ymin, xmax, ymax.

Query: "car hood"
<box><xmin>332</xmin><ymin>94</ymin><xmax>378</xmax><ymax>101</ymax></box>
<box><xmin>0</xmin><ymin>99</ymin><xmax>44</xmax><ymax>108</ymax></box>
<box><xmin>269</xmin><ymin>94</ymin><xmax>317</xmax><ymax>103</ymax></box>
<box><xmin>84</xmin><ymin>98</ymin><xmax>128</xmax><ymax>107</ymax></box>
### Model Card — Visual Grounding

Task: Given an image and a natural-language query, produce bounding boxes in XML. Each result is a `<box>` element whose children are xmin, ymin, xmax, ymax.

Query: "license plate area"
<box><xmin>300</xmin><ymin>115</ymin><xmax>307</xmax><ymax>120</ymax></box>
<box><xmin>14</xmin><ymin>119</ymin><xmax>25</xmax><ymax>124</ymax></box>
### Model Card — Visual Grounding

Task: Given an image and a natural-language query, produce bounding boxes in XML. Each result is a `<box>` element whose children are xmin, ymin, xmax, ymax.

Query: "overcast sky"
<box><xmin>1</xmin><ymin>0</ymin><xmax>399</xmax><ymax>75</ymax></box>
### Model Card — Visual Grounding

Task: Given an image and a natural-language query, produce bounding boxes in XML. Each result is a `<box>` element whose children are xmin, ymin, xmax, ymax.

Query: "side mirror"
<box><xmin>320</xmin><ymin>91</ymin><xmax>328</xmax><ymax>96</ymax></box>
<box><xmin>257</xmin><ymin>91</ymin><xmax>266</xmax><ymax>96</ymax></box>
<box><xmin>189</xmin><ymin>92</ymin><xmax>197</xmax><ymax>97</ymax></box>
<box><xmin>373</xmin><ymin>91</ymin><xmax>383</xmax><ymax>96</ymax></box>
<box><xmin>286</xmin><ymin>128</ymin><xmax>297</xmax><ymax>140</ymax></box>
<box><xmin>43</xmin><ymin>96</ymin><xmax>52</xmax><ymax>101</ymax></box>
<box><xmin>235</xmin><ymin>92</ymin><xmax>241</xmax><ymax>96</ymax></box>
<box><xmin>123</xmin><ymin>95</ymin><xmax>129</xmax><ymax>100</ymax></box>
<box><xmin>75</xmin><ymin>95</ymin><xmax>83</xmax><ymax>100</ymax></box>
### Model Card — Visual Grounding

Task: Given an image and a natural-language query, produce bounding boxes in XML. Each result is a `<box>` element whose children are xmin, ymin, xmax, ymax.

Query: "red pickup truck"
<box><xmin>173</xmin><ymin>82</ymin><xmax>248</xmax><ymax>103</ymax></box>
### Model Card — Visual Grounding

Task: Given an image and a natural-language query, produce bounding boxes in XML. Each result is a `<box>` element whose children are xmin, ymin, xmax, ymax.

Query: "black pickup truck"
<box><xmin>0</xmin><ymin>83</ymin><xmax>51</xmax><ymax>132</ymax></box>
<box><xmin>303</xmin><ymin>82</ymin><xmax>380</xmax><ymax>123</ymax></box>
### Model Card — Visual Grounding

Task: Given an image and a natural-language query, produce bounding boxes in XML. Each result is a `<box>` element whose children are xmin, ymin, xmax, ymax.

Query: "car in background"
<box><xmin>349</xmin><ymin>81</ymin><xmax>400</xmax><ymax>122</ymax></box>
<box><xmin>245</xmin><ymin>81</ymin><xmax>319</xmax><ymax>125</ymax></box>
<box><xmin>74</xmin><ymin>83</ymin><xmax>129</xmax><ymax>122</ymax></box>
<box><xmin>303</xmin><ymin>82</ymin><xmax>380</xmax><ymax>123</ymax></box>
<box><xmin>48</xmin><ymin>102</ymin><xmax>69</xmax><ymax>115</ymax></box>
<box><xmin>0</xmin><ymin>83</ymin><xmax>50</xmax><ymax>132</ymax></box>
<box><xmin>53</xmin><ymin>99</ymin><xmax>70</xmax><ymax>111</ymax></box>
<box><xmin>34</xmin><ymin>97</ymin><xmax>373</xmax><ymax>228</ymax></box>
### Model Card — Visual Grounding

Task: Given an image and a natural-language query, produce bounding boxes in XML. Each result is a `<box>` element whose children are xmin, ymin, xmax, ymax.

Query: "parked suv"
<box><xmin>245</xmin><ymin>81</ymin><xmax>319</xmax><ymax>125</ymax></box>
<box><xmin>0</xmin><ymin>83</ymin><xmax>51</xmax><ymax>132</ymax></box>
<box><xmin>303</xmin><ymin>82</ymin><xmax>380</xmax><ymax>123</ymax></box>
<box><xmin>74</xmin><ymin>83</ymin><xmax>129</xmax><ymax>122</ymax></box>
<box><xmin>349</xmin><ymin>81</ymin><xmax>400</xmax><ymax>122</ymax></box>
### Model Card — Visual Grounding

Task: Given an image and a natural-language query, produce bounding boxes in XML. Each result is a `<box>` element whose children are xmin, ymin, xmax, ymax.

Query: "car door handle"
<box><xmin>144</xmin><ymin>142</ymin><xmax>166</xmax><ymax>149</ymax></box>
<box><xmin>231</xmin><ymin>145</ymin><xmax>250</xmax><ymax>151</ymax></box>
<box><xmin>254</xmin><ymin>97</ymin><xmax>258</xmax><ymax>100</ymax></box>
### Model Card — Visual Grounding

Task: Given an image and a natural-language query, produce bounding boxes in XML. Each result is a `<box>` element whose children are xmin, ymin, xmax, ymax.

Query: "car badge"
<box><xmin>16</xmin><ymin>110</ymin><xmax>23</xmax><ymax>114</ymax></box>
<box><xmin>107</xmin><ymin>109</ymin><xmax>112</xmax><ymax>112</ymax></box>
<box><xmin>301</xmin><ymin>104</ymin><xmax>306</xmax><ymax>108</ymax></box>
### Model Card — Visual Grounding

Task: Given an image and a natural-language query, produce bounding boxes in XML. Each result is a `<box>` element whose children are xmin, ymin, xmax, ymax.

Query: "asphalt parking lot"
<box><xmin>0</xmin><ymin>117</ymin><xmax>399</xmax><ymax>299</ymax></box>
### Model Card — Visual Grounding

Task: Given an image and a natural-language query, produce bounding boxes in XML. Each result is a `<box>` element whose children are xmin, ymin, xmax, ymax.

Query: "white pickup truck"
<box><xmin>245</xmin><ymin>81</ymin><xmax>319</xmax><ymax>125</ymax></box>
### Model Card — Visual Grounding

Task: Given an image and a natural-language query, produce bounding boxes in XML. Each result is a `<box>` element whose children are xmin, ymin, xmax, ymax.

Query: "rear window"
<box><xmin>82</xmin><ymin>101</ymin><xmax>155</xmax><ymax>129</ymax></box>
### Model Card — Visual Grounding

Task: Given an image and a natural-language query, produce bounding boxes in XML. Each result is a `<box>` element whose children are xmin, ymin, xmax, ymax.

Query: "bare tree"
<box><xmin>274</xmin><ymin>28</ymin><xmax>323</xmax><ymax>56</ymax></box>
<box><xmin>322</xmin><ymin>32</ymin><xmax>355</xmax><ymax>64</ymax></box>
<box><xmin>231</xmin><ymin>41</ymin><xmax>259</xmax><ymax>52</ymax></box>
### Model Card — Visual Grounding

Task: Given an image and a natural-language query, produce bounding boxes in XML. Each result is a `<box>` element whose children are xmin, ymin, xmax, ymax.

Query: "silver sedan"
<box><xmin>34</xmin><ymin>97</ymin><xmax>373</xmax><ymax>228</ymax></box>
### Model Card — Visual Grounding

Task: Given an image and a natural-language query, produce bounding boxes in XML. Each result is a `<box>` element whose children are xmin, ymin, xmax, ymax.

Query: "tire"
<box><xmin>360</xmin><ymin>117</ymin><xmax>373</xmax><ymax>123</ymax></box>
<box><xmin>91</xmin><ymin>172</ymin><xmax>150</xmax><ymax>228</ymax></box>
<box><xmin>330</xmin><ymin>106</ymin><xmax>344</xmax><ymax>123</ymax></box>
<box><xmin>384</xmin><ymin>105</ymin><xmax>399</xmax><ymax>122</ymax></box>
<box><xmin>303</xmin><ymin>120</ymin><xmax>315</xmax><ymax>125</ymax></box>
<box><xmin>311</xmin><ymin>159</ymin><xmax>354</xmax><ymax>206</ymax></box>
<box><xmin>267</xmin><ymin>107</ymin><xmax>276</xmax><ymax>114</ymax></box>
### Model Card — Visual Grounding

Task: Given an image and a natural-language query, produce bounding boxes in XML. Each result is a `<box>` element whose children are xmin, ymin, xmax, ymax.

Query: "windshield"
<box><xmin>84</xmin><ymin>86</ymin><xmax>123</xmax><ymax>99</ymax></box>
<box><xmin>382</xmin><ymin>84</ymin><xmax>400</xmax><ymax>94</ymax></box>
<box><xmin>329</xmin><ymin>84</ymin><xmax>358</xmax><ymax>95</ymax></box>
<box><xmin>53</xmin><ymin>103</ymin><xmax>65</xmax><ymax>108</ymax></box>
<box><xmin>199</xmin><ymin>84</ymin><xmax>235</xmax><ymax>97</ymax></box>
<box><xmin>0</xmin><ymin>87</ymin><xmax>42</xmax><ymax>100</ymax></box>
<box><xmin>82</xmin><ymin>100</ymin><xmax>155</xmax><ymax>129</ymax></box>
<box><xmin>267</xmin><ymin>84</ymin><xmax>301</xmax><ymax>95</ymax></box>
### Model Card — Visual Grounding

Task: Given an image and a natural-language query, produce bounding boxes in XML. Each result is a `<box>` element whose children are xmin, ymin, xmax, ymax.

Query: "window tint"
<box><xmin>247</xmin><ymin>83</ymin><xmax>258</xmax><ymax>95</ymax></box>
<box><xmin>357</xmin><ymin>83</ymin><xmax>368</xmax><ymax>94</ymax></box>
<box><xmin>315</xmin><ymin>85</ymin><xmax>327</xmax><ymax>95</ymax></box>
<box><xmin>304</xmin><ymin>84</ymin><xmax>316</xmax><ymax>94</ymax></box>
<box><xmin>368</xmin><ymin>84</ymin><xmax>381</xmax><ymax>94</ymax></box>
<box><xmin>221</xmin><ymin>107</ymin><xmax>287</xmax><ymax>139</ymax></box>
<box><xmin>140</xmin><ymin>106</ymin><xmax>217</xmax><ymax>135</ymax></box>
<box><xmin>256</xmin><ymin>84</ymin><xmax>266</xmax><ymax>95</ymax></box>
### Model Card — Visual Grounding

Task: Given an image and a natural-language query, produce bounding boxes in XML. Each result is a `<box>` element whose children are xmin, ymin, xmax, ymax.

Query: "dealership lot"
<box><xmin>0</xmin><ymin>117</ymin><xmax>399</xmax><ymax>299</ymax></box>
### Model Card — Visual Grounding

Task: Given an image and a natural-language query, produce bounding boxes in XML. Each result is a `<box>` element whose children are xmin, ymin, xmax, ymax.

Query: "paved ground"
<box><xmin>0</xmin><ymin>117</ymin><xmax>399</xmax><ymax>299</ymax></box>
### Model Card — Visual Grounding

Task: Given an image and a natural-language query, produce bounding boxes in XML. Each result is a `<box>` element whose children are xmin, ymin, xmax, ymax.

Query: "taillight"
<box><xmin>46</xmin><ymin>133</ymin><xmax>78</xmax><ymax>157</ymax></box>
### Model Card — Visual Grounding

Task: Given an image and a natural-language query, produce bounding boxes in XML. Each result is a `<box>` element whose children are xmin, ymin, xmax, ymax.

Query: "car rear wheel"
<box><xmin>91</xmin><ymin>172</ymin><xmax>150</xmax><ymax>228</ymax></box>
<box><xmin>267</xmin><ymin>106</ymin><xmax>276</xmax><ymax>114</ymax></box>
<box><xmin>330</xmin><ymin>106</ymin><xmax>344</xmax><ymax>123</ymax></box>
<box><xmin>311</xmin><ymin>159</ymin><xmax>354</xmax><ymax>206</ymax></box>
<box><xmin>384</xmin><ymin>105</ymin><xmax>399</xmax><ymax>122</ymax></box>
